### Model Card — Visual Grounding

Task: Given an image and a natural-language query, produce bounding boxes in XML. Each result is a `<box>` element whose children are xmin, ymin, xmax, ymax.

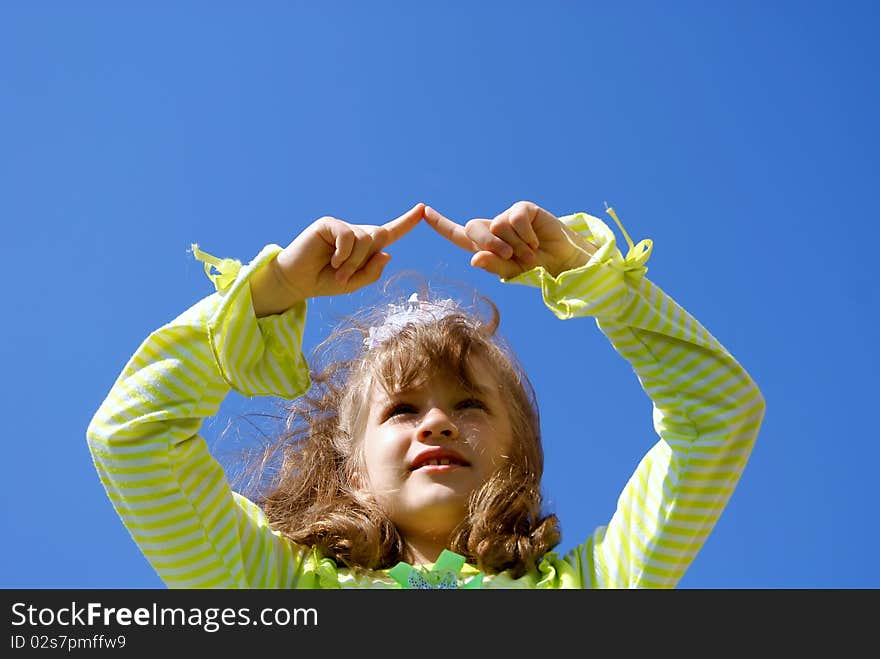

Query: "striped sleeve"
<box><xmin>507</xmin><ymin>212</ymin><xmax>766</xmax><ymax>588</ymax></box>
<box><xmin>86</xmin><ymin>244</ymin><xmax>314</xmax><ymax>588</ymax></box>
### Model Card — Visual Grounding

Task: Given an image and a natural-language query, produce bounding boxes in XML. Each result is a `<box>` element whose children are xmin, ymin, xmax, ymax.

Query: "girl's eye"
<box><xmin>456</xmin><ymin>398</ymin><xmax>488</xmax><ymax>412</ymax></box>
<box><xmin>386</xmin><ymin>403</ymin><xmax>417</xmax><ymax>419</ymax></box>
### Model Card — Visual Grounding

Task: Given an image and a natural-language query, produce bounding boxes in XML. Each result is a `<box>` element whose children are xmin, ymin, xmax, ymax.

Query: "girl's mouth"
<box><xmin>410</xmin><ymin>452</ymin><xmax>470</xmax><ymax>471</ymax></box>
<box><xmin>415</xmin><ymin>459</ymin><xmax>465</xmax><ymax>472</ymax></box>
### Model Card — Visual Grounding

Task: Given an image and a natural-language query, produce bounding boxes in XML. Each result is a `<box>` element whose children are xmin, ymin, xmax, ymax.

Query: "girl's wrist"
<box><xmin>548</xmin><ymin>242</ymin><xmax>597</xmax><ymax>277</ymax></box>
<box><xmin>249</xmin><ymin>256</ymin><xmax>305</xmax><ymax>317</ymax></box>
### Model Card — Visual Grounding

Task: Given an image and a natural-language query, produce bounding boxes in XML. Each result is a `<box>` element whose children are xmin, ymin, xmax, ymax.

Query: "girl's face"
<box><xmin>360</xmin><ymin>357</ymin><xmax>514</xmax><ymax>545</ymax></box>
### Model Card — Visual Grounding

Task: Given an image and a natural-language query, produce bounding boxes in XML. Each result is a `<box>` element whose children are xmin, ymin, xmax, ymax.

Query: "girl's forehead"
<box><xmin>368</xmin><ymin>357</ymin><xmax>502</xmax><ymax>401</ymax></box>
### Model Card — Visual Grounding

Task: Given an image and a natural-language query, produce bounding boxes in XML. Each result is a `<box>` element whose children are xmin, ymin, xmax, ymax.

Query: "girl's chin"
<box><xmin>402</xmin><ymin>489</ymin><xmax>470</xmax><ymax>518</ymax></box>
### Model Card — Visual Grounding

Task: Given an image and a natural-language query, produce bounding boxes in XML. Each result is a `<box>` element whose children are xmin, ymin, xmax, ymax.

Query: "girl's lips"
<box><xmin>413</xmin><ymin>461</ymin><xmax>465</xmax><ymax>473</ymax></box>
<box><xmin>409</xmin><ymin>450</ymin><xmax>470</xmax><ymax>471</ymax></box>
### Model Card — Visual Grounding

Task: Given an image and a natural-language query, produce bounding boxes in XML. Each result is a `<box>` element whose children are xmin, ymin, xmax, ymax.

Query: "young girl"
<box><xmin>86</xmin><ymin>200</ymin><xmax>765</xmax><ymax>589</ymax></box>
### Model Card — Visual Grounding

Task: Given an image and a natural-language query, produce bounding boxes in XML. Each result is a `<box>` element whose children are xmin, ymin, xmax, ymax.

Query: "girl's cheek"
<box><xmin>467</xmin><ymin>415</ymin><xmax>495</xmax><ymax>433</ymax></box>
<box><xmin>382</xmin><ymin>426</ymin><xmax>413</xmax><ymax>457</ymax></box>
<box><xmin>463</xmin><ymin>424</ymin><xmax>491</xmax><ymax>449</ymax></box>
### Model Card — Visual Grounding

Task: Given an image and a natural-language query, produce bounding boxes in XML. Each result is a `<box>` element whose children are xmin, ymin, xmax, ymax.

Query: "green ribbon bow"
<box><xmin>190</xmin><ymin>243</ymin><xmax>242</xmax><ymax>292</ymax></box>
<box><xmin>388</xmin><ymin>550</ymin><xmax>484</xmax><ymax>589</ymax></box>
<box><xmin>604</xmin><ymin>203</ymin><xmax>653</xmax><ymax>278</ymax></box>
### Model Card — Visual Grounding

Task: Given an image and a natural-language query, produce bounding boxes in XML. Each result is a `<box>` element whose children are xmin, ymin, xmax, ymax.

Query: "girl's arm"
<box><xmin>86</xmin><ymin>246</ymin><xmax>317</xmax><ymax>587</ymax></box>
<box><xmin>515</xmin><ymin>210</ymin><xmax>765</xmax><ymax>588</ymax></box>
<box><xmin>425</xmin><ymin>203</ymin><xmax>766</xmax><ymax>588</ymax></box>
<box><xmin>87</xmin><ymin>205</ymin><xmax>424</xmax><ymax>588</ymax></box>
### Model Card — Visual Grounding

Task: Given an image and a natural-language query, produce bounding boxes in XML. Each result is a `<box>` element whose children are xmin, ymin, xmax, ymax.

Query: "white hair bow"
<box><xmin>364</xmin><ymin>293</ymin><xmax>462</xmax><ymax>349</ymax></box>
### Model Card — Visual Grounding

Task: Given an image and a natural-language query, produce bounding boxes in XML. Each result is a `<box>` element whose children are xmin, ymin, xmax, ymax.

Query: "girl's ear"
<box><xmin>346</xmin><ymin>453</ymin><xmax>368</xmax><ymax>492</ymax></box>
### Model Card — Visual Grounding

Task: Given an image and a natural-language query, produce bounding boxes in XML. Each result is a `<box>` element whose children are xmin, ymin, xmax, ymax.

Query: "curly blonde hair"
<box><xmin>251</xmin><ymin>286</ymin><xmax>561</xmax><ymax>578</ymax></box>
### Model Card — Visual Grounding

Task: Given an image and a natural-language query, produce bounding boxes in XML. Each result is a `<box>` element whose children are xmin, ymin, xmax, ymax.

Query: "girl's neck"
<box><xmin>404</xmin><ymin>536</ymin><xmax>449</xmax><ymax>566</ymax></box>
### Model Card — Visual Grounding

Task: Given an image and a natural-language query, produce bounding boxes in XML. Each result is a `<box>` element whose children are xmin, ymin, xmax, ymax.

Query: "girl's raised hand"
<box><xmin>251</xmin><ymin>203</ymin><xmax>424</xmax><ymax>317</ymax></box>
<box><xmin>424</xmin><ymin>201</ymin><xmax>597</xmax><ymax>279</ymax></box>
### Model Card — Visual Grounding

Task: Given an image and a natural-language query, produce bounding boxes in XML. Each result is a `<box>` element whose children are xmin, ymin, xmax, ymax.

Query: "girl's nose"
<box><xmin>418</xmin><ymin>408</ymin><xmax>459</xmax><ymax>441</ymax></box>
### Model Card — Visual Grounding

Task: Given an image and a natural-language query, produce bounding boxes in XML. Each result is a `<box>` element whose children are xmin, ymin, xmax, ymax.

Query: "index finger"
<box><xmin>379</xmin><ymin>202</ymin><xmax>425</xmax><ymax>246</ymax></box>
<box><xmin>423</xmin><ymin>205</ymin><xmax>476</xmax><ymax>253</ymax></box>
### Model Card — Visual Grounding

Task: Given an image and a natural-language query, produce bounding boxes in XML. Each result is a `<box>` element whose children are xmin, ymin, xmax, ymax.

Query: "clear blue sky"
<box><xmin>2</xmin><ymin>1</ymin><xmax>877</xmax><ymax>588</ymax></box>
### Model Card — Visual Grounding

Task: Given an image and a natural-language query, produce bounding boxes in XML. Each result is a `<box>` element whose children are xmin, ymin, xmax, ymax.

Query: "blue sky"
<box><xmin>2</xmin><ymin>1</ymin><xmax>877</xmax><ymax>589</ymax></box>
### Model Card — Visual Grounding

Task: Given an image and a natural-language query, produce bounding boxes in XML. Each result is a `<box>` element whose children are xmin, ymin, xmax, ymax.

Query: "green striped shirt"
<box><xmin>86</xmin><ymin>212</ymin><xmax>765</xmax><ymax>588</ymax></box>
